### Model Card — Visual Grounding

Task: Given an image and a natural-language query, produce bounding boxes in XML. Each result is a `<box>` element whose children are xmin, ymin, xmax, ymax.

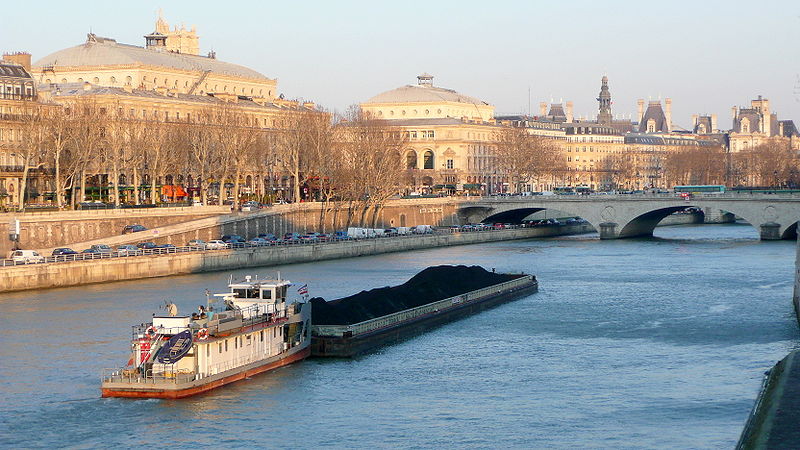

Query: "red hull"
<box><xmin>101</xmin><ymin>347</ymin><xmax>310</xmax><ymax>399</ymax></box>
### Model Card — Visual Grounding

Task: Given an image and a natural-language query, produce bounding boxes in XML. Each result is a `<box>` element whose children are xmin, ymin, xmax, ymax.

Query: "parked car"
<box><xmin>157</xmin><ymin>243</ymin><xmax>176</xmax><ymax>250</ymax></box>
<box><xmin>10</xmin><ymin>250</ymin><xmax>45</xmax><ymax>263</ymax></box>
<box><xmin>384</xmin><ymin>228</ymin><xmax>399</xmax><ymax>236</ymax></box>
<box><xmin>136</xmin><ymin>242</ymin><xmax>158</xmax><ymax>250</ymax></box>
<box><xmin>206</xmin><ymin>240</ymin><xmax>228</xmax><ymax>250</ymax></box>
<box><xmin>241</xmin><ymin>201</ymin><xmax>261</xmax><ymax>212</ymax></box>
<box><xmin>220</xmin><ymin>235</ymin><xmax>245</xmax><ymax>244</ymax></box>
<box><xmin>257</xmin><ymin>233</ymin><xmax>277</xmax><ymax>241</ymax></box>
<box><xmin>333</xmin><ymin>231</ymin><xmax>350</xmax><ymax>240</ymax></box>
<box><xmin>122</xmin><ymin>224</ymin><xmax>147</xmax><ymax>234</ymax></box>
<box><xmin>91</xmin><ymin>244</ymin><xmax>114</xmax><ymax>254</ymax></box>
<box><xmin>51</xmin><ymin>248</ymin><xmax>78</xmax><ymax>256</ymax></box>
<box><xmin>81</xmin><ymin>248</ymin><xmax>100</xmax><ymax>254</ymax></box>
<box><xmin>283</xmin><ymin>232</ymin><xmax>301</xmax><ymax>242</ymax></box>
<box><xmin>187</xmin><ymin>239</ymin><xmax>207</xmax><ymax>249</ymax></box>
<box><xmin>116</xmin><ymin>244</ymin><xmax>140</xmax><ymax>256</ymax></box>
<box><xmin>247</xmin><ymin>237</ymin><xmax>270</xmax><ymax>246</ymax></box>
<box><xmin>299</xmin><ymin>234</ymin><xmax>319</xmax><ymax>243</ymax></box>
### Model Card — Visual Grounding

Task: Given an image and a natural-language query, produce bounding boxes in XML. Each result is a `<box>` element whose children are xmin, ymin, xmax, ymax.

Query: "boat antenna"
<box><xmin>229</xmin><ymin>274</ymin><xmax>233</xmax><ymax>285</ymax></box>
<box><xmin>277</xmin><ymin>271</ymin><xmax>281</xmax><ymax>281</ymax></box>
<box><xmin>205</xmin><ymin>289</ymin><xmax>211</xmax><ymax>308</ymax></box>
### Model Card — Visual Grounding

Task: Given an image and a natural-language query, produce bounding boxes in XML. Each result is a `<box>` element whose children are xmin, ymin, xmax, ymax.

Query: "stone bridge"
<box><xmin>455</xmin><ymin>194</ymin><xmax>800</xmax><ymax>240</ymax></box>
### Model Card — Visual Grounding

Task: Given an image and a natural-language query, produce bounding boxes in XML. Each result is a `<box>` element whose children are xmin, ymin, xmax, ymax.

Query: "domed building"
<box><xmin>361</xmin><ymin>73</ymin><xmax>494</xmax><ymax>122</ymax></box>
<box><xmin>360</xmin><ymin>74</ymin><xmax>504</xmax><ymax>195</ymax></box>
<box><xmin>31</xmin><ymin>13</ymin><xmax>277</xmax><ymax>100</ymax></box>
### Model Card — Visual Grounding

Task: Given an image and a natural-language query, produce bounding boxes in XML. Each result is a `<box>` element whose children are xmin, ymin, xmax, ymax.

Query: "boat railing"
<box><xmin>101</xmin><ymin>367</ymin><xmax>195</xmax><ymax>385</ymax></box>
<box><xmin>131</xmin><ymin>304</ymin><xmax>292</xmax><ymax>339</ymax></box>
<box><xmin>312</xmin><ymin>275</ymin><xmax>535</xmax><ymax>338</ymax></box>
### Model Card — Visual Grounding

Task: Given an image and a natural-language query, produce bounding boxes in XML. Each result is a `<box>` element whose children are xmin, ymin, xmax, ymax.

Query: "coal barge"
<box><xmin>310</xmin><ymin>265</ymin><xmax>537</xmax><ymax>357</ymax></box>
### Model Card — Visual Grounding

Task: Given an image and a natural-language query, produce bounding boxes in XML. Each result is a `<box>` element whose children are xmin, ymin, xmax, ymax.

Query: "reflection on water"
<box><xmin>0</xmin><ymin>223</ymin><xmax>797</xmax><ymax>448</ymax></box>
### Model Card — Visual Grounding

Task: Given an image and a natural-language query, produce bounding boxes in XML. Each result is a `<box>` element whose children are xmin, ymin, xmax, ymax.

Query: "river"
<box><xmin>0</xmin><ymin>223</ymin><xmax>797</xmax><ymax>448</ymax></box>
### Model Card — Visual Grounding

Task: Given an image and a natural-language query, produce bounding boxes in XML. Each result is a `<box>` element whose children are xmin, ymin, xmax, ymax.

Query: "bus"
<box><xmin>553</xmin><ymin>187</ymin><xmax>575</xmax><ymax>195</ymax></box>
<box><xmin>673</xmin><ymin>185</ymin><xmax>726</xmax><ymax>194</ymax></box>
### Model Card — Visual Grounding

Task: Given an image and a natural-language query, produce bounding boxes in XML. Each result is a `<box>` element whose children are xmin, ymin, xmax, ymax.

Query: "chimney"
<box><xmin>566</xmin><ymin>101</ymin><xmax>574</xmax><ymax>123</ymax></box>
<box><xmin>665</xmin><ymin>98</ymin><xmax>672</xmax><ymax>132</ymax></box>
<box><xmin>539</xmin><ymin>102</ymin><xmax>547</xmax><ymax>117</ymax></box>
<box><xmin>2</xmin><ymin>52</ymin><xmax>32</xmax><ymax>72</ymax></box>
<box><xmin>691</xmin><ymin>114</ymin><xmax>699</xmax><ymax>127</ymax></box>
<box><xmin>711</xmin><ymin>114</ymin><xmax>717</xmax><ymax>132</ymax></box>
<box><xmin>637</xmin><ymin>99</ymin><xmax>645</xmax><ymax>123</ymax></box>
<box><xmin>731</xmin><ymin>106</ymin><xmax>738</xmax><ymax>119</ymax></box>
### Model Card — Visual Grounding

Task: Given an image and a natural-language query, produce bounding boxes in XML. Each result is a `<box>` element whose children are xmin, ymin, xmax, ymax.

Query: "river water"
<box><xmin>1</xmin><ymin>223</ymin><xmax>797</xmax><ymax>448</ymax></box>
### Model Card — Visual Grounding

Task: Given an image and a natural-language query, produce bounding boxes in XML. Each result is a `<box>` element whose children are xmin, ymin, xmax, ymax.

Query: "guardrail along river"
<box><xmin>0</xmin><ymin>223</ymin><xmax>797</xmax><ymax>447</ymax></box>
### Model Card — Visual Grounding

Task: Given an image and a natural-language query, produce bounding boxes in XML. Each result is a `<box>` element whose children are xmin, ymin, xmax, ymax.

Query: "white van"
<box><xmin>10</xmin><ymin>250</ymin><xmax>45</xmax><ymax>263</ymax></box>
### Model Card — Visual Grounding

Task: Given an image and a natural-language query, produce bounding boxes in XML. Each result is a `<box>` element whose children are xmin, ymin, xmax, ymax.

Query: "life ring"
<box><xmin>144</xmin><ymin>325</ymin><xmax>158</xmax><ymax>338</ymax></box>
<box><xmin>196</xmin><ymin>328</ymin><xmax>209</xmax><ymax>341</ymax></box>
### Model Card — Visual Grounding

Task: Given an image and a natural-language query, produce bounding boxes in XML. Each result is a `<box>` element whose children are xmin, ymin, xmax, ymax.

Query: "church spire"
<box><xmin>597</xmin><ymin>75</ymin><xmax>612</xmax><ymax>125</ymax></box>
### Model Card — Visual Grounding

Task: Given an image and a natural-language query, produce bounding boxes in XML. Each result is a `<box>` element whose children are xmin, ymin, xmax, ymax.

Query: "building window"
<box><xmin>423</xmin><ymin>150</ymin><xmax>434</xmax><ymax>169</ymax></box>
<box><xmin>406</xmin><ymin>151</ymin><xmax>417</xmax><ymax>169</ymax></box>
<box><xmin>446</xmin><ymin>159</ymin><xmax>454</xmax><ymax>169</ymax></box>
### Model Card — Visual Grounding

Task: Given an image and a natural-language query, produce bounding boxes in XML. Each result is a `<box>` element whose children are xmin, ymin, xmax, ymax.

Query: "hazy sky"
<box><xmin>4</xmin><ymin>0</ymin><xmax>799</xmax><ymax>129</ymax></box>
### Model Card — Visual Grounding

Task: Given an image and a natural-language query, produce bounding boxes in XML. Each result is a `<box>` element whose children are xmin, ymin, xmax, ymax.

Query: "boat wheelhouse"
<box><xmin>101</xmin><ymin>275</ymin><xmax>311</xmax><ymax>399</ymax></box>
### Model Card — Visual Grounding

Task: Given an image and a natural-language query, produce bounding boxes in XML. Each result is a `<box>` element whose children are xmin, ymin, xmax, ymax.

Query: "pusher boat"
<box><xmin>101</xmin><ymin>274</ymin><xmax>311</xmax><ymax>399</ymax></box>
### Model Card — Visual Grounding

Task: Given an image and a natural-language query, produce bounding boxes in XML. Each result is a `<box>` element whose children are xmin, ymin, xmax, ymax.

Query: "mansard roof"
<box><xmin>638</xmin><ymin>101</ymin><xmax>668</xmax><ymax>133</ymax></box>
<box><xmin>0</xmin><ymin>61</ymin><xmax>32</xmax><ymax>79</ymax></box>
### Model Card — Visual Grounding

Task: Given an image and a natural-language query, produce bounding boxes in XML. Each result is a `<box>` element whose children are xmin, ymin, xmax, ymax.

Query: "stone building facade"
<box><xmin>361</xmin><ymin>74</ymin><xmax>506</xmax><ymax>194</ymax></box>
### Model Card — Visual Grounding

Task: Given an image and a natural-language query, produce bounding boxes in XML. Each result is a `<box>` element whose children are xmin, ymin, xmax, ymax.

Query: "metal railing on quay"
<box><xmin>0</xmin><ymin>225</ymin><xmax>548</xmax><ymax>268</ymax></box>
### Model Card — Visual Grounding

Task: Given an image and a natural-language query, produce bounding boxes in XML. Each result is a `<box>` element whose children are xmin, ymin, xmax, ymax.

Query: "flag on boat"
<box><xmin>297</xmin><ymin>284</ymin><xmax>308</xmax><ymax>295</ymax></box>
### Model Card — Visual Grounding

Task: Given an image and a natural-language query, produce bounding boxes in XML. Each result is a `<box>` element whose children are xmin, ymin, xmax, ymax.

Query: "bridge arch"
<box><xmin>616</xmin><ymin>202</ymin><xmax>785</xmax><ymax>240</ymax></box>
<box><xmin>458</xmin><ymin>205</ymin><xmax>602</xmax><ymax>233</ymax></box>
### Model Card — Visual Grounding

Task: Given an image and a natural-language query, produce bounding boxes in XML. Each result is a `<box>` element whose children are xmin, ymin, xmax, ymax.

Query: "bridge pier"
<box><xmin>760</xmin><ymin>222</ymin><xmax>781</xmax><ymax>240</ymax></box>
<box><xmin>599</xmin><ymin>222</ymin><xmax>618</xmax><ymax>240</ymax></box>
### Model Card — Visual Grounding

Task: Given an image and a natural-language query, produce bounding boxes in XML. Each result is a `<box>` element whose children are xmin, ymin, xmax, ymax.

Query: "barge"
<box><xmin>101</xmin><ymin>275</ymin><xmax>311</xmax><ymax>399</ymax></box>
<box><xmin>310</xmin><ymin>265</ymin><xmax>537</xmax><ymax>357</ymax></box>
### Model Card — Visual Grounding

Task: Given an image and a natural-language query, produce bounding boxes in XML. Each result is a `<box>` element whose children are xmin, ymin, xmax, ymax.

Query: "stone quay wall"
<box><xmin>0</xmin><ymin>224</ymin><xmax>593</xmax><ymax>293</ymax></box>
<box><xmin>0</xmin><ymin>206</ymin><xmax>230</xmax><ymax>256</ymax></box>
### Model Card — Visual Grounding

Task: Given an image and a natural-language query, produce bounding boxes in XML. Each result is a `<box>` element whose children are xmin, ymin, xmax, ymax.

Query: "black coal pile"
<box><xmin>310</xmin><ymin>265</ymin><xmax>523</xmax><ymax>325</ymax></box>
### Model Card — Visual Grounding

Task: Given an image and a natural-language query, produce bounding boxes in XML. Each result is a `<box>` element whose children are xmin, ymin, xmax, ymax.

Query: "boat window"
<box><xmin>218</xmin><ymin>342</ymin><xmax>222</xmax><ymax>353</ymax></box>
<box><xmin>233</xmin><ymin>288</ymin><xmax>259</xmax><ymax>299</ymax></box>
<box><xmin>260</xmin><ymin>330</ymin><xmax>264</xmax><ymax>342</ymax></box>
<box><xmin>277</xmin><ymin>285</ymin><xmax>287</xmax><ymax>299</ymax></box>
<box><xmin>260</xmin><ymin>289</ymin><xmax>272</xmax><ymax>300</ymax></box>
<box><xmin>224</xmin><ymin>340</ymin><xmax>228</xmax><ymax>352</ymax></box>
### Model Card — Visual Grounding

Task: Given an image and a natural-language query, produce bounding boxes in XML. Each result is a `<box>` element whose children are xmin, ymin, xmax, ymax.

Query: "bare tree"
<box><xmin>494</xmin><ymin>127</ymin><xmax>565</xmax><ymax>193</ymax></box>
<box><xmin>334</xmin><ymin>107</ymin><xmax>407</xmax><ymax>227</ymax></box>
<box><xmin>16</xmin><ymin>104</ymin><xmax>49</xmax><ymax>210</ymax></box>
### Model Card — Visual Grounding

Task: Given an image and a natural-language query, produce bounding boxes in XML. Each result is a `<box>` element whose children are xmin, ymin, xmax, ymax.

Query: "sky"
<box><xmin>3</xmin><ymin>0</ymin><xmax>800</xmax><ymax>130</ymax></box>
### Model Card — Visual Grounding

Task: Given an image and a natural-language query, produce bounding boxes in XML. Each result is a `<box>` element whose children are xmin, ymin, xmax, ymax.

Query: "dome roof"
<box><xmin>33</xmin><ymin>35</ymin><xmax>269</xmax><ymax>81</ymax></box>
<box><xmin>365</xmin><ymin>83</ymin><xmax>489</xmax><ymax>106</ymax></box>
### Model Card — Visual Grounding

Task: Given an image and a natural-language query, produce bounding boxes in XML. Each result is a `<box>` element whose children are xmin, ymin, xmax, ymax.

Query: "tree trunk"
<box><xmin>54</xmin><ymin>152</ymin><xmax>63</xmax><ymax>208</ymax></box>
<box><xmin>80</xmin><ymin>171</ymin><xmax>86</xmax><ymax>204</ymax></box>
<box><xmin>233</xmin><ymin>168</ymin><xmax>242</xmax><ymax>208</ymax></box>
<box><xmin>133</xmin><ymin>167</ymin><xmax>140</xmax><ymax>206</ymax></box>
<box><xmin>151</xmin><ymin>170</ymin><xmax>158</xmax><ymax>205</ymax></box>
<box><xmin>112</xmin><ymin>162</ymin><xmax>121</xmax><ymax>207</ymax></box>
<box><xmin>18</xmin><ymin>166</ymin><xmax>29</xmax><ymax>212</ymax></box>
